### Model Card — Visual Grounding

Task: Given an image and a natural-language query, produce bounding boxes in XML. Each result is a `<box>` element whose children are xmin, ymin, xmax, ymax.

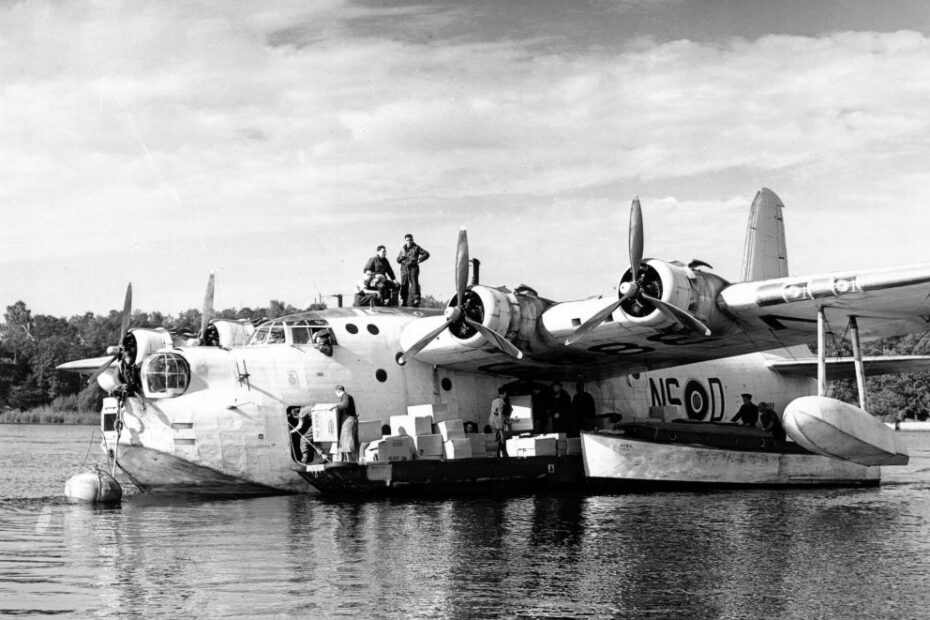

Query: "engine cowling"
<box><xmin>119</xmin><ymin>328</ymin><xmax>173</xmax><ymax>364</ymax></box>
<box><xmin>208</xmin><ymin>319</ymin><xmax>255</xmax><ymax>349</ymax></box>
<box><xmin>618</xmin><ymin>259</ymin><xmax>730</xmax><ymax>333</ymax></box>
<box><xmin>445</xmin><ymin>285</ymin><xmax>551</xmax><ymax>351</ymax></box>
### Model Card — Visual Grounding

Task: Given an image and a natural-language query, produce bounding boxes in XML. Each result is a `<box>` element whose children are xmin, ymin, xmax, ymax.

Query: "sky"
<box><xmin>3</xmin><ymin>0</ymin><xmax>930</xmax><ymax>318</ymax></box>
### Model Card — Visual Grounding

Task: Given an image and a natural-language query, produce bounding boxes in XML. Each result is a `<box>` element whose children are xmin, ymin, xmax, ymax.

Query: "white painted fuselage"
<box><xmin>104</xmin><ymin>307</ymin><xmax>821</xmax><ymax>494</ymax></box>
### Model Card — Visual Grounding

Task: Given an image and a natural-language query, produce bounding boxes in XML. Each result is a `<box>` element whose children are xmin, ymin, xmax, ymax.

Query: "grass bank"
<box><xmin>0</xmin><ymin>407</ymin><xmax>98</xmax><ymax>425</ymax></box>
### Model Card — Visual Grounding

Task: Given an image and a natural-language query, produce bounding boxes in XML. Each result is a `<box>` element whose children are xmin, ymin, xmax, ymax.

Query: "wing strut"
<box><xmin>817</xmin><ymin>307</ymin><xmax>826</xmax><ymax>397</ymax></box>
<box><xmin>849</xmin><ymin>316</ymin><xmax>867</xmax><ymax>410</ymax></box>
<box><xmin>817</xmin><ymin>307</ymin><xmax>868</xmax><ymax>410</ymax></box>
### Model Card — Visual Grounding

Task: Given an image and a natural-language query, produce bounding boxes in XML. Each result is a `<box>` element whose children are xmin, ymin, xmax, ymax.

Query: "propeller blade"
<box><xmin>564</xmin><ymin>299</ymin><xmax>623</xmax><ymax>346</ymax></box>
<box><xmin>629</xmin><ymin>197</ymin><xmax>644</xmax><ymax>281</ymax></box>
<box><xmin>399</xmin><ymin>319</ymin><xmax>453</xmax><ymax>365</ymax></box>
<box><xmin>86</xmin><ymin>353</ymin><xmax>118</xmax><ymax>387</ymax></box>
<box><xmin>455</xmin><ymin>228</ymin><xmax>469</xmax><ymax>307</ymax></box>
<box><xmin>200</xmin><ymin>272</ymin><xmax>216</xmax><ymax>342</ymax></box>
<box><xmin>119</xmin><ymin>283</ymin><xmax>132</xmax><ymax>343</ymax></box>
<box><xmin>641</xmin><ymin>293</ymin><xmax>712</xmax><ymax>336</ymax></box>
<box><xmin>464</xmin><ymin>318</ymin><xmax>524</xmax><ymax>359</ymax></box>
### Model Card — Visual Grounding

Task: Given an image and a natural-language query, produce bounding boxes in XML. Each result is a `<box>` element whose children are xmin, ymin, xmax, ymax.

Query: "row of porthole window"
<box><xmin>371</xmin><ymin>368</ymin><xmax>452</xmax><ymax>392</ymax></box>
<box><xmin>341</xmin><ymin>322</ymin><xmax>451</xmax><ymax>391</ymax></box>
<box><xmin>344</xmin><ymin>323</ymin><xmax>379</xmax><ymax>335</ymax></box>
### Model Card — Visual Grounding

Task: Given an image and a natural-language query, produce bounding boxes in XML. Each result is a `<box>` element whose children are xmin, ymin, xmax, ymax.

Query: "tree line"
<box><xmin>0</xmin><ymin>299</ymin><xmax>320</xmax><ymax>415</ymax></box>
<box><xmin>2</xmin><ymin>297</ymin><xmax>929</xmax><ymax>420</ymax></box>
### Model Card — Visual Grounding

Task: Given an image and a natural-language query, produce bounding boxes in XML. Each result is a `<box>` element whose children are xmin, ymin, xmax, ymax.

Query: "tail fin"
<box><xmin>740</xmin><ymin>187</ymin><xmax>788</xmax><ymax>281</ymax></box>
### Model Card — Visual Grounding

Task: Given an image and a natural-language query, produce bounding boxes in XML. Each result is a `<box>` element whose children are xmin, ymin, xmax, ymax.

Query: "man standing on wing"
<box><xmin>396</xmin><ymin>233</ymin><xmax>430</xmax><ymax>307</ymax></box>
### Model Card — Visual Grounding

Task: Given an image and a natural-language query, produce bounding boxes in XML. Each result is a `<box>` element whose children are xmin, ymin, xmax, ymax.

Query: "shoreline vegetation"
<box><xmin>1</xmin><ymin>406</ymin><xmax>98</xmax><ymax>425</ymax></box>
<box><xmin>4</xmin><ymin>299</ymin><xmax>930</xmax><ymax>423</ymax></box>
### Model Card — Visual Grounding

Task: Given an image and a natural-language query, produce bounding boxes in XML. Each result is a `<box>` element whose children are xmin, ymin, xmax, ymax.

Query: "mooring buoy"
<box><xmin>64</xmin><ymin>469</ymin><xmax>123</xmax><ymax>504</ymax></box>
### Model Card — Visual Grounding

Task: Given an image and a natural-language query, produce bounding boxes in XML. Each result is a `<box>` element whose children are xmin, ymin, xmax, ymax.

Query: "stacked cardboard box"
<box><xmin>413</xmin><ymin>434</ymin><xmax>444</xmax><ymax>459</ymax></box>
<box><xmin>407</xmin><ymin>403</ymin><xmax>456</xmax><ymax>424</ymax></box>
<box><xmin>358</xmin><ymin>420</ymin><xmax>384</xmax><ymax>444</ymax></box>
<box><xmin>467</xmin><ymin>434</ymin><xmax>489</xmax><ymax>458</ymax></box>
<box><xmin>311</xmin><ymin>404</ymin><xmax>339</xmax><ymax>442</ymax></box>
<box><xmin>443</xmin><ymin>437</ymin><xmax>473</xmax><ymax>459</ymax></box>
<box><xmin>370</xmin><ymin>435</ymin><xmax>417</xmax><ymax>462</ymax></box>
<box><xmin>505</xmin><ymin>436</ymin><xmax>558</xmax><ymax>457</ymax></box>
<box><xmin>437</xmin><ymin>420</ymin><xmax>466</xmax><ymax>441</ymax></box>
<box><xmin>389</xmin><ymin>414</ymin><xmax>433</xmax><ymax>436</ymax></box>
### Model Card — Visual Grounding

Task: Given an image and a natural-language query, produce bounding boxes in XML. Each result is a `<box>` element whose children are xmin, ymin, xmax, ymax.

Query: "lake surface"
<box><xmin>2</xmin><ymin>423</ymin><xmax>930</xmax><ymax>619</ymax></box>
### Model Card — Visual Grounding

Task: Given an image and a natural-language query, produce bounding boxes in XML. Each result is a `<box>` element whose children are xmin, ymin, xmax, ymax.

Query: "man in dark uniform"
<box><xmin>731</xmin><ymin>393</ymin><xmax>760</xmax><ymax>427</ymax></box>
<box><xmin>550</xmin><ymin>381</ymin><xmax>572</xmax><ymax>434</ymax></box>
<box><xmin>572</xmin><ymin>381</ymin><xmax>597</xmax><ymax>434</ymax></box>
<box><xmin>759</xmin><ymin>402</ymin><xmax>786</xmax><ymax>442</ymax></box>
<box><xmin>364</xmin><ymin>245</ymin><xmax>398</xmax><ymax>305</ymax></box>
<box><xmin>396</xmin><ymin>233</ymin><xmax>430</xmax><ymax>307</ymax></box>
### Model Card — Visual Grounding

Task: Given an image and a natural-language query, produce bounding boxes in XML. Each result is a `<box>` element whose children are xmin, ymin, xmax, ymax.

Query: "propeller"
<box><xmin>565</xmin><ymin>197</ymin><xmax>711</xmax><ymax>346</ymax></box>
<box><xmin>399</xmin><ymin>228</ymin><xmax>523</xmax><ymax>365</ymax></box>
<box><xmin>198</xmin><ymin>272</ymin><xmax>216</xmax><ymax>344</ymax></box>
<box><xmin>86</xmin><ymin>283</ymin><xmax>133</xmax><ymax>386</ymax></box>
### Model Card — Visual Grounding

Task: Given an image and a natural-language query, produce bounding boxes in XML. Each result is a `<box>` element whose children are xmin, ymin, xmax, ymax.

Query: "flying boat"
<box><xmin>59</xmin><ymin>189</ymin><xmax>930</xmax><ymax>494</ymax></box>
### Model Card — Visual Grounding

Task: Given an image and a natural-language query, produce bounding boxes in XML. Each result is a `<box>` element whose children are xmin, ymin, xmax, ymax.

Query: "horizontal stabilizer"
<box><xmin>766</xmin><ymin>355</ymin><xmax>930</xmax><ymax>380</ymax></box>
<box><xmin>57</xmin><ymin>356</ymin><xmax>116</xmax><ymax>374</ymax></box>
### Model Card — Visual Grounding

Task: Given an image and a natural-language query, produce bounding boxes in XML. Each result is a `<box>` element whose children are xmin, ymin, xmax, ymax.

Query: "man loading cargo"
<box><xmin>331</xmin><ymin>385</ymin><xmax>359</xmax><ymax>462</ymax></box>
<box><xmin>731</xmin><ymin>393</ymin><xmax>760</xmax><ymax>427</ymax></box>
<box><xmin>489</xmin><ymin>386</ymin><xmax>512</xmax><ymax>458</ymax></box>
<box><xmin>289</xmin><ymin>405</ymin><xmax>320</xmax><ymax>464</ymax></box>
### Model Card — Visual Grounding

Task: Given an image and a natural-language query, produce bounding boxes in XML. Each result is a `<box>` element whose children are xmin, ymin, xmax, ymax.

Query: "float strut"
<box><xmin>817</xmin><ymin>307</ymin><xmax>826</xmax><ymax>397</ymax></box>
<box><xmin>849</xmin><ymin>315</ymin><xmax>867</xmax><ymax>410</ymax></box>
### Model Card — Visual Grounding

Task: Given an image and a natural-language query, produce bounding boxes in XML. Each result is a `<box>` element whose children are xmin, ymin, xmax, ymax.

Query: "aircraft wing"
<box><xmin>401</xmin><ymin>263</ymin><xmax>930</xmax><ymax>381</ymax></box>
<box><xmin>57</xmin><ymin>356</ymin><xmax>116</xmax><ymax>374</ymax></box>
<box><xmin>766</xmin><ymin>355</ymin><xmax>930</xmax><ymax>380</ymax></box>
<box><xmin>718</xmin><ymin>264</ymin><xmax>930</xmax><ymax>343</ymax></box>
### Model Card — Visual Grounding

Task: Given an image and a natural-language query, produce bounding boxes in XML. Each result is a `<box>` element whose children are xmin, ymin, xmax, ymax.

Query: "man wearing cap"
<box><xmin>731</xmin><ymin>393</ymin><xmax>759</xmax><ymax>427</ymax></box>
<box><xmin>330</xmin><ymin>385</ymin><xmax>358</xmax><ymax>462</ymax></box>
<box><xmin>364</xmin><ymin>245</ymin><xmax>399</xmax><ymax>305</ymax></box>
<box><xmin>396</xmin><ymin>233</ymin><xmax>430</xmax><ymax>307</ymax></box>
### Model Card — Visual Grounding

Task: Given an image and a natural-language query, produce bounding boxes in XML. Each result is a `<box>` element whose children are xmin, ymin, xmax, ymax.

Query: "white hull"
<box><xmin>581</xmin><ymin>431</ymin><xmax>880</xmax><ymax>487</ymax></box>
<box><xmin>113</xmin><ymin>443</ymin><xmax>315</xmax><ymax>495</ymax></box>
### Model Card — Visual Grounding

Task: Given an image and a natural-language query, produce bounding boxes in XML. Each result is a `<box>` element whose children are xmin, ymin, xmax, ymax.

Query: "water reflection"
<box><xmin>5</xmin><ymin>425</ymin><xmax>930</xmax><ymax>618</ymax></box>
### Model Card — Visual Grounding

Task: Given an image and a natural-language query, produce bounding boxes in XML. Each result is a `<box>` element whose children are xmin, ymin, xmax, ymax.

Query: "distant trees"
<box><xmin>0</xmin><ymin>297</ymin><xmax>327</xmax><ymax>415</ymax></box>
<box><xmin>4</xmin><ymin>293</ymin><xmax>930</xmax><ymax>421</ymax></box>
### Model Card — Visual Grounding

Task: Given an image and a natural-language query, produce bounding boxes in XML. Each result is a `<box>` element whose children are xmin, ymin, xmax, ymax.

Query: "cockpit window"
<box><xmin>248</xmin><ymin>319</ymin><xmax>334</xmax><ymax>346</ymax></box>
<box><xmin>289</xmin><ymin>321</ymin><xmax>313</xmax><ymax>345</ymax></box>
<box><xmin>268</xmin><ymin>326</ymin><xmax>285</xmax><ymax>344</ymax></box>
<box><xmin>252</xmin><ymin>326</ymin><xmax>270</xmax><ymax>344</ymax></box>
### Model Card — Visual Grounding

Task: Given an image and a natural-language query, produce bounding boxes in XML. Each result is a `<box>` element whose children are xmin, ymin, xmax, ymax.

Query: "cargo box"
<box><xmin>376</xmin><ymin>435</ymin><xmax>417</xmax><ymax>462</ymax></box>
<box><xmin>358</xmin><ymin>420</ymin><xmax>384</xmax><ymax>444</ymax></box>
<box><xmin>506</xmin><ymin>436</ymin><xmax>557</xmax><ymax>457</ymax></box>
<box><xmin>444</xmin><ymin>438</ymin><xmax>473</xmax><ymax>459</ymax></box>
<box><xmin>437</xmin><ymin>419</ymin><xmax>466</xmax><ymax>441</ymax></box>
<box><xmin>467</xmin><ymin>434</ymin><xmax>488</xmax><ymax>456</ymax></box>
<box><xmin>311</xmin><ymin>404</ymin><xmax>339</xmax><ymax>442</ymax></box>
<box><xmin>390</xmin><ymin>414</ymin><xmax>433</xmax><ymax>437</ymax></box>
<box><xmin>413</xmin><ymin>434</ymin><xmax>444</xmax><ymax>457</ymax></box>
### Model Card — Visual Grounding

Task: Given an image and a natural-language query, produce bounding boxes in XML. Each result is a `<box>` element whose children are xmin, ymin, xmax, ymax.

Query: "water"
<box><xmin>2</xmin><ymin>424</ymin><xmax>930</xmax><ymax>619</ymax></box>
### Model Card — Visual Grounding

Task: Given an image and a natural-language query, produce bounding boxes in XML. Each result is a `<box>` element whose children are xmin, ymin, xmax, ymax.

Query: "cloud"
<box><xmin>2</xmin><ymin>1</ymin><xmax>930</xmax><ymax>314</ymax></box>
